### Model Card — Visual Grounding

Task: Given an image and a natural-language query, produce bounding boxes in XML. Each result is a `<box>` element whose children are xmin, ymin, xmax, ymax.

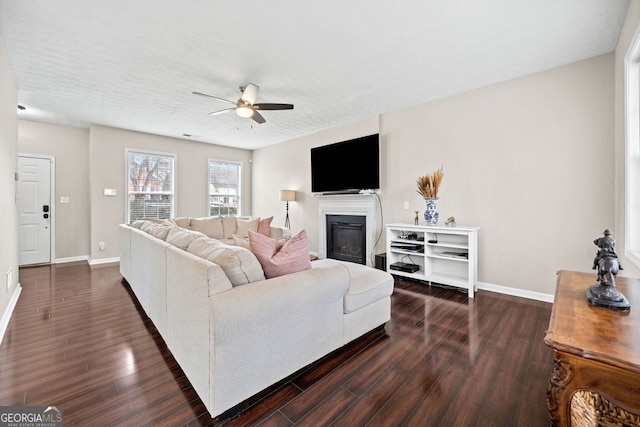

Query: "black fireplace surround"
<box><xmin>326</xmin><ymin>214</ymin><xmax>366</xmax><ymax>264</ymax></box>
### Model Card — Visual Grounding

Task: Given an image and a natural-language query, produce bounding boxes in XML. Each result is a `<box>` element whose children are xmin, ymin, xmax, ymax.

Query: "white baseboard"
<box><xmin>0</xmin><ymin>283</ymin><xmax>22</xmax><ymax>347</ymax></box>
<box><xmin>477</xmin><ymin>281</ymin><xmax>554</xmax><ymax>303</ymax></box>
<box><xmin>89</xmin><ymin>257</ymin><xmax>120</xmax><ymax>266</ymax></box>
<box><xmin>56</xmin><ymin>255</ymin><xmax>90</xmax><ymax>264</ymax></box>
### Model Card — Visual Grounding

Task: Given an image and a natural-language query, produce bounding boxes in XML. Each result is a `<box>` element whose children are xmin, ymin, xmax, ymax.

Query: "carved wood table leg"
<box><xmin>546</xmin><ymin>350</ymin><xmax>640</xmax><ymax>426</ymax></box>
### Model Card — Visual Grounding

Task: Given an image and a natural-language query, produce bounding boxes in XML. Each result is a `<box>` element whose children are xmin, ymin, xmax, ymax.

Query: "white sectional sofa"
<box><xmin>119</xmin><ymin>217</ymin><xmax>393</xmax><ymax>418</ymax></box>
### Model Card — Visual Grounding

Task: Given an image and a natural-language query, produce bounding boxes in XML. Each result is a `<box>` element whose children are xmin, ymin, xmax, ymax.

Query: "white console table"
<box><xmin>386</xmin><ymin>224</ymin><xmax>479</xmax><ymax>298</ymax></box>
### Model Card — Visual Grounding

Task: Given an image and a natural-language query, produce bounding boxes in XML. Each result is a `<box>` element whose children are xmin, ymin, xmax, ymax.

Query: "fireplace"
<box><xmin>326</xmin><ymin>215</ymin><xmax>366</xmax><ymax>264</ymax></box>
<box><xmin>317</xmin><ymin>193</ymin><xmax>378</xmax><ymax>267</ymax></box>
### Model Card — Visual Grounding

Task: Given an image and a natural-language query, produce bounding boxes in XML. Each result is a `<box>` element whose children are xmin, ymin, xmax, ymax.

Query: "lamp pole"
<box><xmin>284</xmin><ymin>201</ymin><xmax>290</xmax><ymax>229</ymax></box>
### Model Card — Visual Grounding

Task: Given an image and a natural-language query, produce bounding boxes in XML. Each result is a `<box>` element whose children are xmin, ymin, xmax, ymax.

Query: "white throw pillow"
<box><xmin>190</xmin><ymin>216</ymin><xmax>224</xmax><ymax>239</ymax></box>
<box><xmin>236</xmin><ymin>217</ymin><xmax>260</xmax><ymax>238</ymax></box>
<box><xmin>221</xmin><ymin>216</ymin><xmax>238</xmax><ymax>239</ymax></box>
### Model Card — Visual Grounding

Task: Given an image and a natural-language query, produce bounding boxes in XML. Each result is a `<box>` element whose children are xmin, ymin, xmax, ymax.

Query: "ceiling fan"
<box><xmin>192</xmin><ymin>83</ymin><xmax>294</xmax><ymax>124</ymax></box>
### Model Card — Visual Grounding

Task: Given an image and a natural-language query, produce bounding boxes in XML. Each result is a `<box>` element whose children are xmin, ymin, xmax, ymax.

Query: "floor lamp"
<box><xmin>280</xmin><ymin>190</ymin><xmax>297</xmax><ymax>229</ymax></box>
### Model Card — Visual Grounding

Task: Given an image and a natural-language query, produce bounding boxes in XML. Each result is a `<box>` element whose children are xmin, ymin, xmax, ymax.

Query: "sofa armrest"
<box><xmin>208</xmin><ymin>262</ymin><xmax>350</xmax><ymax>415</ymax></box>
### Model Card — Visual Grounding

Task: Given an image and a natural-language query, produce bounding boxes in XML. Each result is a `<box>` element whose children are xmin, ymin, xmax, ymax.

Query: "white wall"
<box><xmin>18</xmin><ymin>121</ymin><xmax>90</xmax><ymax>261</ymax></box>
<box><xmin>253</xmin><ymin>54</ymin><xmax>615</xmax><ymax>296</ymax></box>
<box><xmin>88</xmin><ymin>125</ymin><xmax>253</xmax><ymax>262</ymax></box>
<box><xmin>0</xmin><ymin>36</ymin><xmax>20</xmax><ymax>343</ymax></box>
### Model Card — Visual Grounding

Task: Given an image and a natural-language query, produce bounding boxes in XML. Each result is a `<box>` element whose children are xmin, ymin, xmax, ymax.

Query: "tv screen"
<box><xmin>311</xmin><ymin>134</ymin><xmax>380</xmax><ymax>193</ymax></box>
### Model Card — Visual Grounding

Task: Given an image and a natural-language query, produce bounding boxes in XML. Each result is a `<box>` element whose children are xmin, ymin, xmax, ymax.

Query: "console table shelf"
<box><xmin>385</xmin><ymin>224</ymin><xmax>478</xmax><ymax>298</ymax></box>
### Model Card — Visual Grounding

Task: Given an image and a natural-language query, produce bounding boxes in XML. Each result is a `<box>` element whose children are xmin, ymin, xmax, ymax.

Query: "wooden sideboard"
<box><xmin>544</xmin><ymin>270</ymin><xmax>640</xmax><ymax>426</ymax></box>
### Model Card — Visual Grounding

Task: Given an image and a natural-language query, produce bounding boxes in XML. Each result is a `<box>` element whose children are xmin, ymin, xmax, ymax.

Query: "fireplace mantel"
<box><xmin>317</xmin><ymin>193</ymin><xmax>378</xmax><ymax>267</ymax></box>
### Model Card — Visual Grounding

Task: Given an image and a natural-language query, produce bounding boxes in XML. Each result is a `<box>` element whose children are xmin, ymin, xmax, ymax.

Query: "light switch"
<box><xmin>60</xmin><ymin>196</ymin><xmax>70</xmax><ymax>204</ymax></box>
<box><xmin>103</xmin><ymin>189</ymin><xmax>117</xmax><ymax>196</ymax></box>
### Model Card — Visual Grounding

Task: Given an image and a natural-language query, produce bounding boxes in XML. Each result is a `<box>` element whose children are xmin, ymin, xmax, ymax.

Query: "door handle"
<box><xmin>43</xmin><ymin>213</ymin><xmax>49</xmax><ymax>219</ymax></box>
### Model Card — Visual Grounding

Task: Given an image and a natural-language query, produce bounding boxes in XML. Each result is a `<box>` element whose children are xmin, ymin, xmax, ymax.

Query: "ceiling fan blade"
<box><xmin>240</xmin><ymin>83</ymin><xmax>259</xmax><ymax>105</ymax></box>
<box><xmin>208</xmin><ymin>108</ymin><xmax>235</xmax><ymax>116</ymax></box>
<box><xmin>192</xmin><ymin>91</ymin><xmax>235</xmax><ymax>105</ymax></box>
<box><xmin>251</xmin><ymin>110</ymin><xmax>266</xmax><ymax>124</ymax></box>
<box><xmin>254</xmin><ymin>103</ymin><xmax>294</xmax><ymax>111</ymax></box>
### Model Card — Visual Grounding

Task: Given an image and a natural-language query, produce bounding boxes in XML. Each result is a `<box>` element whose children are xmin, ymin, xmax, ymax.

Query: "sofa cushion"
<box><xmin>140</xmin><ymin>221</ymin><xmax>157</xmax><ymax>233</ymax></box>
<box><xmin>166</xmin><ymin>227</ymin><xmax>207</xmax><ymax>250</ymax></box>
<box><xmin>129</xmin><ymin>220</ymin><xmax>147</xmax><ymax>229</ymax></box>
<box><xmin>187</xmin><ymin>237</ymin><xmax>265</xmax><ymax>286</ymax></box>
<box><xmin>248</xmin><ymin>230</ymin><xmax>311</xmax><ymax>278</ymax></box>
<box><xmin>173</xmin><ymin>217</ymin><xmax>191</xmax><ymax>229</ymax></box>
<box><xmin>257</xmin><ymin>216</ymin><xmax>273</xmax><ymax>237</ymax></box>
<box><xmin>221</xmin><ymin>216</ymin><xmax>238</xmax><ymax>239</ymax></box>
<box><xmin>190</xmin><ymin>216</ymin><xmax>224</xmax><ymax>239</ymax></box>
<box><xmin>236</xmin><ymin>217</ymin><xmax>260</xmax><ymax>238</ymax></box>
<box><xmin>148</xmin><ymin>224</ymin><xmax>174</xmax><ymax>240</ymax></box>
<box><xmin>232</xmin><ymin>234</ymin><xmax>251</xmax><ymax>249</ymax></box>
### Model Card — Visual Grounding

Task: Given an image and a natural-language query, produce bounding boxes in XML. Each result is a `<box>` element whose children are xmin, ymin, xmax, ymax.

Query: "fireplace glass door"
<box><xmin>326</xmin><ymin>215</ymin><xmax>366</xmax><ymax>264</ymax></box>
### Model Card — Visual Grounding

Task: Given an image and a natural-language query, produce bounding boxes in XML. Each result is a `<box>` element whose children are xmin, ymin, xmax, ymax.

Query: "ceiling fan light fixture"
<box><xmin>236</xmin><ymin>105</ymin><xmax>254</xmax><ymax>118</ymax></box>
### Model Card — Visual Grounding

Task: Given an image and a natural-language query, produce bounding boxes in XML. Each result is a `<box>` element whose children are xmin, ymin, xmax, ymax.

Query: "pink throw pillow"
<box><xmin>257</xmin><ymin>216</ymin><xmax>273</xmax><ymax>237</ymax></box>
<box><xmin>248</xmin><ymin>230</ymin><xmax>311</xmax><ymax>278</ymax></box>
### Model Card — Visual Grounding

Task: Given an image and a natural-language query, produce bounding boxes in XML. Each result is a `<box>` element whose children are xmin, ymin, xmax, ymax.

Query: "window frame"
<box><xmin>208</xmin><ymin>158</ymin><xmax>242</xmax><ymax>217</ymax></box>
<box><xmin>125</xmin><ymin>148</ymin><xmax>177</xmax><ymax>224</ymax></box>
<box><xmin>625</xmin><ymin>24</ymin><xmax>640</xmax><ymax>267</ymax></box>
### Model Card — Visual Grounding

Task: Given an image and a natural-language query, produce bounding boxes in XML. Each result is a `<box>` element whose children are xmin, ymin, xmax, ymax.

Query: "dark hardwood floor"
<box><xmin>0</xmin><ymin>262</ymin><xmax>553</xmax><ymax>426</ymax></box>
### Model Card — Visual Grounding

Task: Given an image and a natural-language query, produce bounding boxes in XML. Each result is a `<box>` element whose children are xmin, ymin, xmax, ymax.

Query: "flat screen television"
<box><xmin>311</xmin><ymin>133</ymin><xmax>380</xmax><ymax>193</ymax></box>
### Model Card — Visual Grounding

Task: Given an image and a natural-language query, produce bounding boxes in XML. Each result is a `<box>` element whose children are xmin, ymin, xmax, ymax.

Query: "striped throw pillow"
<box><xmin>248</xmin><ymin>229</ymin><xmax>311</xmax><ymax>278</ymax></box>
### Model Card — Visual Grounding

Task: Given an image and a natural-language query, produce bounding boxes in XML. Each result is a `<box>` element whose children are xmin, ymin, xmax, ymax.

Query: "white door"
<box><xmin>18</xmin><ymin>156</ymin><xmax>52</xmax><ymax>265</ymax></box>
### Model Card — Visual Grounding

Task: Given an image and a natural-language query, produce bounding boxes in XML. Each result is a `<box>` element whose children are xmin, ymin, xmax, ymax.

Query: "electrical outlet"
<box><xmin>99</xmin><ymin>242</ymin><xmax>105</xmax><ymax>251</ymax></box>
<box><xmin>6</xmin><ymin>268</ymin><xmax>12</xmax><ymax>291</ymax></box>
<box><xmin>403</xmin><ymin>201</ymin><xmax>410</xmax><ymax>209</ymax></box>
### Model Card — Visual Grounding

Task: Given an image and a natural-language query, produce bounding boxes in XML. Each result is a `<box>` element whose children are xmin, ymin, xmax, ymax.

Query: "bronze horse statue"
<box><xmin>596</xmin><ymin>254</ymin><xmax>620</xmax><ymax>288</ymax></box>
<box><xmin>587</xmin><ymin>230</ymin><xmax>629</xmax><ymax>311</ymax></box>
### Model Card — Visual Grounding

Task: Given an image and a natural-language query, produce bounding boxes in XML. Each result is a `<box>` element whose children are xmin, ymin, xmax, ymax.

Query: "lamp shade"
<box><xmin>280</xmin><ymin>190</ymin><xmax>297</xmax><ymax>202</ymax></box>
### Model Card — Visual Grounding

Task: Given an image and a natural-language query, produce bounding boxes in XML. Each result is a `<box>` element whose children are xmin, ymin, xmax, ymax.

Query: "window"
<box><xmin>625</xmin><ymin>27</ymin><xmax>640</xmax><ymax>267</ymax></box>
<box><xmin>126</xmin><ymin>149</ymin><xmax>176</xmax><ymax>223</ymax></box>
<box><xmin>209</xmin><ymin>159</ymin><xmax>241</xmax><ymax>216</ymax></box>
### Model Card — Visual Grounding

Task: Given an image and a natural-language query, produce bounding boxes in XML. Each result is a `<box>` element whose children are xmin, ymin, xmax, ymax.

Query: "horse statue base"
<box><xmin>586</xmin><ymin>283</ymin><xmax>630</xmax><ymax>312</ymax></box>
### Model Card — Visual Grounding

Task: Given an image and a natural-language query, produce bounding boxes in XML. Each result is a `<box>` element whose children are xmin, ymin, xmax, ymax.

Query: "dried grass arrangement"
<box><xmin>416</xmin><ymin>166</ymin><xmax>444</xmax><ymax>198</ymax></box>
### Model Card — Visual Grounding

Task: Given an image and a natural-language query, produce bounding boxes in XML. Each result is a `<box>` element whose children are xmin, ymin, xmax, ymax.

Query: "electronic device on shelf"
<box><xmin>398</xmin><ymin>231</ymin><xmax>418</xmax><ymax>240</ymax></box>
<box><xmin>438</xmin><ymin>251</ymin><xmax>468</xmax><ymax>259</ymax></box>
<box><xmin>390</xmin><ymin>262</ymin><xmax>420</xmax><ymax>273</ymax></box>
<box><xmin>390</xmin><ymin>242</ymin><xmax>423</xmax><ymax>252</ymax></box>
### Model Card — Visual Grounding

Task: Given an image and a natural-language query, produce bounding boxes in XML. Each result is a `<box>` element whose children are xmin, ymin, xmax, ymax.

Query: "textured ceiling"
<box><xmin>0</xmin><ymin>0</ymin><xmax>630</xmax><ymax>150</ymax></box>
